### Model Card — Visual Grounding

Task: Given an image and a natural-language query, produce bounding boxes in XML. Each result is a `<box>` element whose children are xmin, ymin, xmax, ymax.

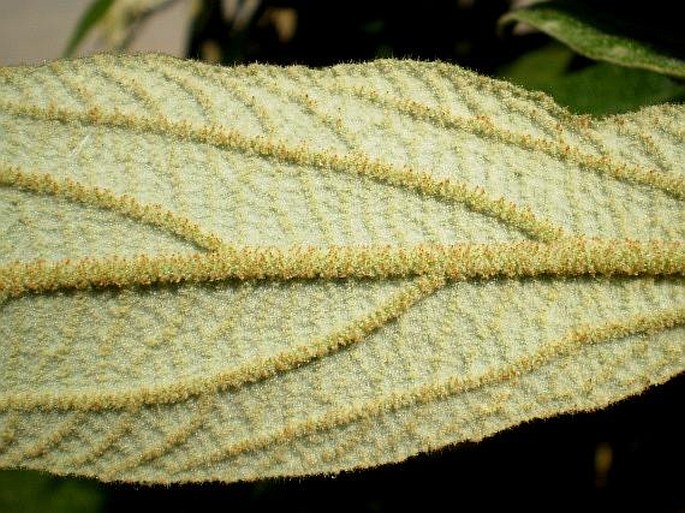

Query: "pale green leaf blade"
<box><xmin>500</xmin><ymin>1</ymin><xmax>685</xmax><ymax>79</ymax></box>
<box><xmin>0</xmin><ymin>55</ymin><xmax>683</xmax><ymax>484</ymax></box>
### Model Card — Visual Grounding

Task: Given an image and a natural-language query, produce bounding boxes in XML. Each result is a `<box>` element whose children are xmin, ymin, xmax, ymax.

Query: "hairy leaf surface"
<box><xmin>0</xmin><ymin>54</ymin><xmax>683</xmax><ymax>483</ymax></box>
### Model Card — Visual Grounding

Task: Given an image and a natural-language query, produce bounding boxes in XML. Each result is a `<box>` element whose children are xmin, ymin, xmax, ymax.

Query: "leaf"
<box><xmin>0</xmin><ymin>469</ymin><xmax>104</xmax><ymax>513</ymax></box>
<box><xmin>499</xmin><ymin>0</ymin><xmax>685</xmax><ymax>79</ymax></box>
<box><xmin>0</xmin><ymin>54</ymin><xmax>683</xmax><ymax>484</ymax></box>
<box><xmin>63</xmin><ymin>0</ymin><xmax>116</xmax><ymax>57</ymax></box>
<box><xmin>498</xmin><ymin>43</ymin><xmax>685</xmax><ymax>115</ymax></box>
<box><xmin>63</xmin><ymin>0</ymin><xmax>178</xmax><ymax>57</ymax></box>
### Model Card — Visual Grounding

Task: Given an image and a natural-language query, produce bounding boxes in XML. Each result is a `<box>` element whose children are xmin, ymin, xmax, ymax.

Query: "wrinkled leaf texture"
<box><xmin>0</xmin><ymin>54</ymin><xmax>683</xmax><ymax>483</ymax></box>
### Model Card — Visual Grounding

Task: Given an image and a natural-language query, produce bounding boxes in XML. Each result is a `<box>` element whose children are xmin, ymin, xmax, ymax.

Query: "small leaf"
<box><xmin>63</xmin><ymin>0</ymin><xmax>116</xmax><ymax>57</ymax></box>
<box><xmin>499</xmin><ymin>43</ymin><xmax>685</xmax><ymax>115</ymax></box>
<box><xmin>64</xmin><ymin>0</ymin><xmax>178</xmax><ymax>56</ymax></box>
<box><xmin>500</xmin><ymin>1</ymin><xmax>685</xmax><ymax>79</ymax></box>
<box><xmin>0</xmin><ymin>55</ymin><xmax>683</xmax><ymax>484</ymax></box>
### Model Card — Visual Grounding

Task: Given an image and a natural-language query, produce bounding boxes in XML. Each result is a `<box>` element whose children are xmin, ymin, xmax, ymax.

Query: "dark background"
<box><xmin>187</xmin><ymin>0</ymin><xmax>530</xmax><ymax>71</ymax></box>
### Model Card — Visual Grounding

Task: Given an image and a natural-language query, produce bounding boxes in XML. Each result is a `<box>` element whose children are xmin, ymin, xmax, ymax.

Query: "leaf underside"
<box><xmin>0</xmin><ymin>54</ymin><xmax>683</xmax><ymax>484</ymax></box>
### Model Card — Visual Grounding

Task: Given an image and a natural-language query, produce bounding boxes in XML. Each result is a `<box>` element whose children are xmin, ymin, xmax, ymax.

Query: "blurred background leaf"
<box><xmin>63</xmin><ymin>0</ymin><xmax>116</xmax><ymax>57</ymax></box>
<box><xmin>64</xmin><ymin>0</ymin><xmax>183</xmax><ymax>56</ymax></box>
<box><xmin>0</xmin><ymin>470</ymin><xmax>104</xmax><ymax>513</ymax></box>
<box><xmin>498</xmin><ymin>42</ymin><xmax>685</xmax><ymax>115</ymax></box>
<box><xmin>499</xmin><ymin>0</ymin><xmax>685</xmax><ymax>78</ymax></box>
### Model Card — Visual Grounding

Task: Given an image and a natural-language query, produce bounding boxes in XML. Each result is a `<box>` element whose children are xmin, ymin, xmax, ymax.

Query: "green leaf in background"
<box><xmin>500</xmin><ymin>0</ymin><xmax>685</xmax><ymax>79</ymax></box>
<box><xmin>63</xmin><ymin>0</ymin><xmax>116</xmax><ymax>57</ymax></box>
<box><xmin>0</xmin><ymin>470</ymin><xmax>104</xmax><ymax>513</ymax></box>
<box><xmin>499</xmin><ymin>43</ymin><xmax>685</xmax><ymax>115</ymax></box>
<box><xmin>0</xmin><ymin>55</ymin><xmax>683</xmax><ymax>484</ymax></box>
<box><xmin>64</xmin><ymin>0</ymin><xmax>178</xmax><ymax>56</ymax></box>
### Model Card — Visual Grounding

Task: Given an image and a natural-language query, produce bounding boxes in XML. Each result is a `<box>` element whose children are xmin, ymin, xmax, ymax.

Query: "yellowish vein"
<box><xmin>1</xmin><ymin>238</ymin><xmax>683</xmax><ymax>300</ymax></box>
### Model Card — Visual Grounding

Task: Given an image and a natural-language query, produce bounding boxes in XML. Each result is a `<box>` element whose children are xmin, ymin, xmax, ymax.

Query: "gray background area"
<box><xmin>0</xmin><ymin>0</ymin><xmax>189</xmax><ymax>66</ymax></box>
